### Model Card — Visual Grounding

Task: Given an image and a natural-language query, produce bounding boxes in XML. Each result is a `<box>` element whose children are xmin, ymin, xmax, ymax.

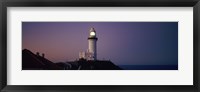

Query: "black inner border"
<box><xmin>0</xmin><ymin>0</ymin><xmax>199</xmax><ymax>92</ymax></box>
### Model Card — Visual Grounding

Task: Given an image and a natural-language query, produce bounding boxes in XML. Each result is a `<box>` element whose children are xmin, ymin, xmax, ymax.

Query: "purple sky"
<box><xmin>22</xmin><ymin>22</ymin><xmax>178</xmax><ymax>65</ymax></box>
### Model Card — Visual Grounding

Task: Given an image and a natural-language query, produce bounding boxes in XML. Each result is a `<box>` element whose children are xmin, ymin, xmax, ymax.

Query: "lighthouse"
<box><xmin>87</xmin><ymin>28</ymin><xmax>98</xmax><ymax>60</ymax></box>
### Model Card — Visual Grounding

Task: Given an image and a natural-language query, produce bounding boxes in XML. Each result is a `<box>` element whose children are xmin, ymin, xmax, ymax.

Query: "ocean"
<box><xmin>118</xmin><ymin>65</ymin><xmax>178</xmax><ymax>70</ymax></box>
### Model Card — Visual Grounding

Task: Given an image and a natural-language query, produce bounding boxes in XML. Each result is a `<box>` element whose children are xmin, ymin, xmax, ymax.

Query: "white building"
<box><xmin>79</xmin><ymin>28</ymin><xmax>98</xmax><ymax>61</ymax></box>
<box><xmin>87</xmin><ymin>28</ymin><xmax>98</xmax><ymax>60</ymax></box>
<box><xmin>79</xmin><ymin>51</ymin><xmax>86</xmax><ymax>59</ymax></box>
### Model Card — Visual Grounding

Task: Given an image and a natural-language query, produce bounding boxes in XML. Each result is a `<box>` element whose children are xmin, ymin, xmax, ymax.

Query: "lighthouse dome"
<box><xmin>89</xmin><ymin>28</ymin><xmax>97</xmax><ymax>38</ymax></box>
<box><xmin>90</xmin><ymin>27</ymin><xmax>96</xmax><ymax>32</ymax></box>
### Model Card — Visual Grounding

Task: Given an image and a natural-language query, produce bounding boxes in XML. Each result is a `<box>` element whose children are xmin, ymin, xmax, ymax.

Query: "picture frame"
<box><xmin>0</xmin><ymin>0</ymin><xmax>199</xmax><ymax>92</ymax></box>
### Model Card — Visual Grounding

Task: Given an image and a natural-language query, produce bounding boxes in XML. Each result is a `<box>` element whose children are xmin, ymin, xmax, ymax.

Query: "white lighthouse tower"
<box><xmin>87</xmin><ymin>28</ymin><xmax>98</xmax><ymax>61</ymax></box>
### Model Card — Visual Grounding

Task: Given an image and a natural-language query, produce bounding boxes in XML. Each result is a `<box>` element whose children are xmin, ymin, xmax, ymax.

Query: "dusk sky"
<box><xmin>22</xmin><ymin>22</ymin><xmax>178</xmax><ymax>65</ymax></box>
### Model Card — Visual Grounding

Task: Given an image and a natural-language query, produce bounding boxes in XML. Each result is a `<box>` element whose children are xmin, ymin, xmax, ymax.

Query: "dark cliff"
<box><xmin>56</xmin><ymin>59</ymin><xmax>122</xmax><ymax>70</ymax></box>
<box><xmin>22</xmin><ymin>49</ymin><xmax>121</xmax><ymax>70</ymax></box>
<box><xmin>22</xmin><ymin>49</ymin><xmax>62</xmax><ymax>70</ymax></box>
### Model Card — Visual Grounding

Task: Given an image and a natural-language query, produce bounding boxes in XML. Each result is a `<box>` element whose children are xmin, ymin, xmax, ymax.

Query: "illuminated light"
<box><xmin>90</xmin><ymin>32</ymin><xmax>95</xmax><ymax>36</ymax></box>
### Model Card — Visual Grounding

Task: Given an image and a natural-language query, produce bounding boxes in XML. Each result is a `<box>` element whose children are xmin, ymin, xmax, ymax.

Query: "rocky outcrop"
<box><xmin>56</xmin><ymin>60</ymin><xmax>122</xmax><ymax>70</ymax></box>
<box><xmin>22</xmin><ymin>49</ymin><xmax>62</xmax><ymax>70</ymax></box>
<box><xmin>22</xmin><ymin>49</ymin><xmax>121</xmax><ymax>70</ymax></box>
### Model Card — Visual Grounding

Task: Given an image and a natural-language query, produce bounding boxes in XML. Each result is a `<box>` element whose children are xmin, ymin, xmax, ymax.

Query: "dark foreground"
<box><xmin>22</xmin><ymin>49</ymin><xmax>177</xmax><ymax>70</ymax></box>
<box><xmin>22</xmin><ymin>49</ymin><xmax>121</xmax><ymax>70</ymax></box>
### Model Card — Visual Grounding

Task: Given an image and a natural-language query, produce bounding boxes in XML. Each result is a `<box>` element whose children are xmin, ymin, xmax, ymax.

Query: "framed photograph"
<box><xmin>1</xmin><ymin>0</ymin><xmax>199</xmax><ymax>92</ymax></box>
